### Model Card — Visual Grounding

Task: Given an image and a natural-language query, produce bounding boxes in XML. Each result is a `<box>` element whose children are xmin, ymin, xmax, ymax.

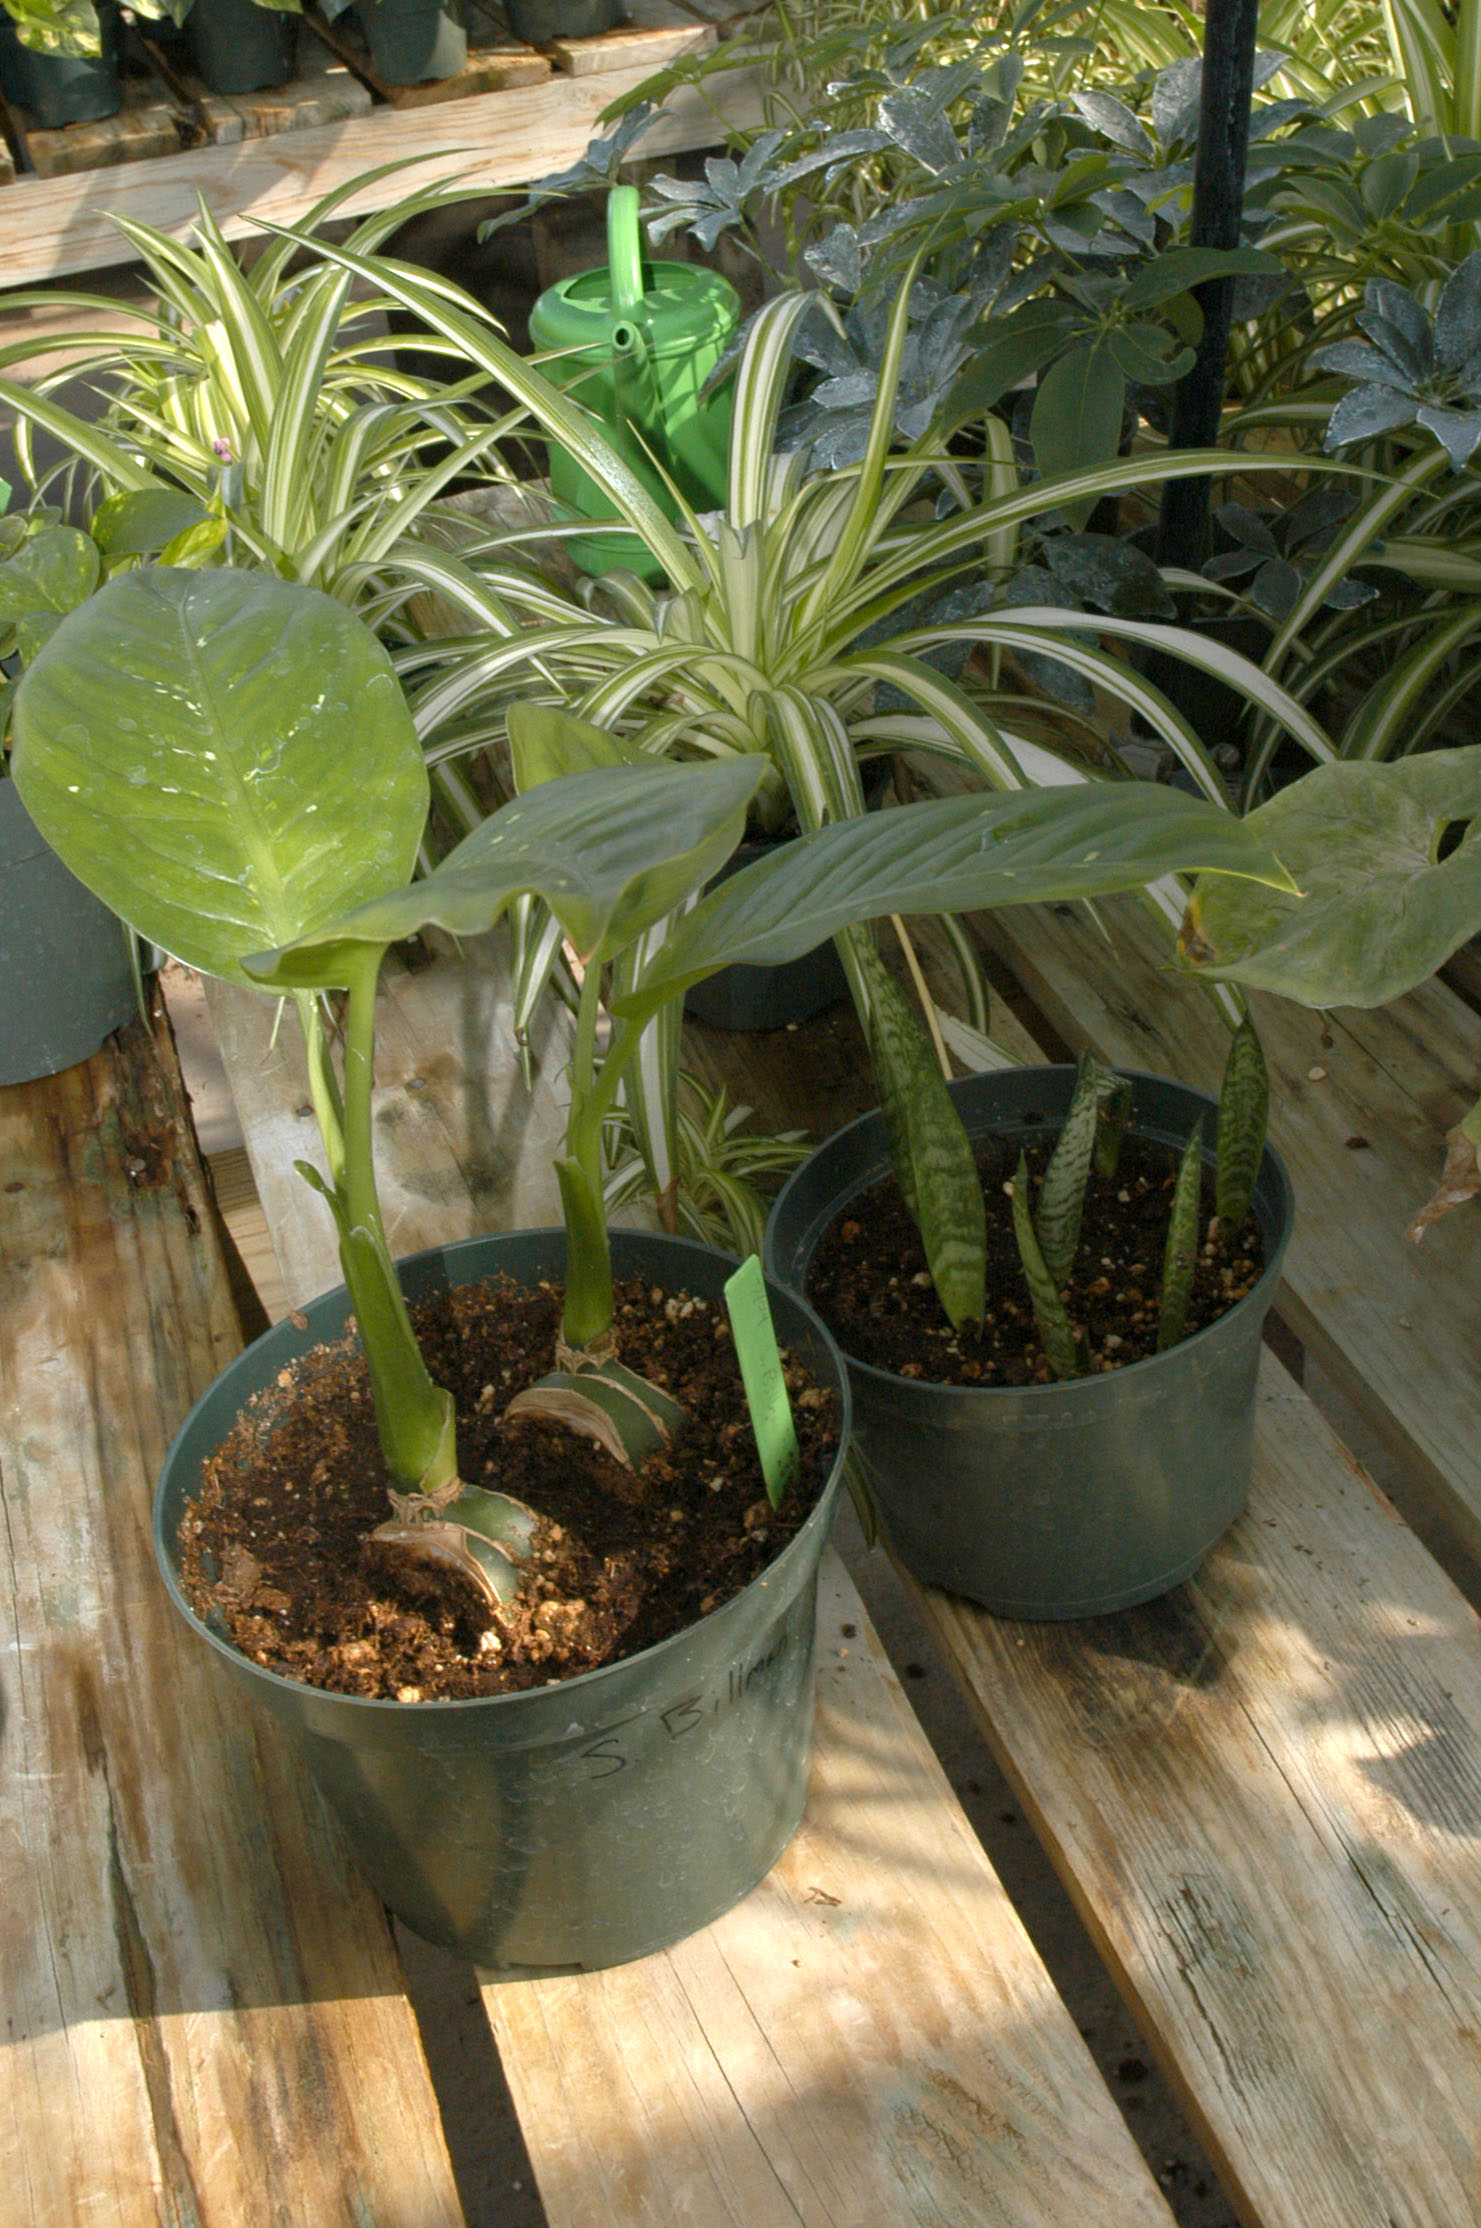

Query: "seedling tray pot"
<box><xmin>766</xmin><ymin>1068</ymin><xmax>1293</xmax><ymax>1620</ymax></box>
<box><xmin>186</xmin><ymin>0</ymin><xmax>291</xmax><ymax>94</ymax></box>
<box><xmin>156</xmin><ymin>1228</ymin><xmax>849</xmax><ymax>1975</ymax></box>
<box><xmin>686</xmin><ymin>837</ymin><xmax>847</xmax><ymax>1031</ymax></box>
<box><xmin>355</xmin><ymin>0</ymin><xmax>467</xmax><ymax>83</ymax></box>
<box><xmin>0</xmin><ymin>6</ymin><xmax>121</xmax><ymax>126</ymax></box>
<box><xmin>0</xmin><ymin>779</ymin><xmax>138</xmax><ymax>1085</ymax></box>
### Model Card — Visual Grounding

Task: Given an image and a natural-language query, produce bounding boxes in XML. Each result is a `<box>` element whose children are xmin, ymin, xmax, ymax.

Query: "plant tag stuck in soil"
<box><xmin>724</xmin><ymin>1256</ymin><xmax>799</xmax><ymax>1508</ymax></box>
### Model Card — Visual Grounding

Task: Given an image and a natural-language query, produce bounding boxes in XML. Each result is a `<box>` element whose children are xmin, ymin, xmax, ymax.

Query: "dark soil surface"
<box><xmin>807</xmin><ymin>1132</ymin><xmax>1264</xmax><ymax>1386</ymax></box>
<box><xmin>180</xmin><ymin>1274</ymin><xmax>838</xmax><ymax>1703</ymax></box>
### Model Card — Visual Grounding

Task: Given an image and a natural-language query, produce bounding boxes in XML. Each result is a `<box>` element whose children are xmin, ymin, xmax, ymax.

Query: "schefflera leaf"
<box><xmin>1179</xmin><ymin>749</ymin><xmax>1481</xmax><ymax>1009</ymax></box>
<box><xmin>9</xmin><ymin>567</ymin><xmax>429</xmax><ymax>984</ymax></box>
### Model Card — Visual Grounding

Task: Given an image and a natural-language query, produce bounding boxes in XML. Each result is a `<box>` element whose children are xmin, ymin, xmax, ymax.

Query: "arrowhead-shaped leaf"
<box><xmin>10</xmin><ymin>567</ymin><xmax>428</xmax><ymax>987</ymax></box>
<box><xmin>1179</xmin><ymin>749</ymin><xmax>1481</xmax><ymax>1007</ymax></box>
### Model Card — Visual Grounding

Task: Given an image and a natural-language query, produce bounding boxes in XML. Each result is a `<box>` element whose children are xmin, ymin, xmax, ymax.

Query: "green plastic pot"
<box><xmin>528</xmin><ymin>185</ymin><xmax>738</xmax><ymax>581</ymax></box>
<box><xmin>155</xmin><ymin>1228</ymin><xmax>850</xmax><ymax>1975</ymax></box>
<box><xmin>0</xmin><ymin>778</ymin><xmax>137</xmax><ymax>1086</ymax></box>
<box><xmin>0</xmin><ymin>5</ymin><xmax>121</xmax><ymax>125</ymax></box>
<box><xmin>766</xmin><ymin>1068</ymin><xmax>1294</xmax><ymax>1620</ymax></box>
<box><xmin>685</xmin><ymin>829</ymin><xmax>847</xmax><ymax>1031</ymax></box>
<box><xmin>506</xmin><ymin>0</ymin><xmax>618</xmax><ymax>36</ymax></box>
<box><xmin>354</xmin><ymin>0</ymin><xmax>465</xmax><ymax>82</ymax></box>
<box><xmin>185</xmin><ymin>0</ymin><xmax>290</xmax><ymax>93</ymax></box>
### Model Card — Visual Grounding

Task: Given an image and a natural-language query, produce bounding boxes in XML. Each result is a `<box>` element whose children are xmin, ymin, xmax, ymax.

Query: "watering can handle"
<box><xmin>607</xmin><ymin>186</ymin><xmax>645</xmax><ymax>319</ymax></box>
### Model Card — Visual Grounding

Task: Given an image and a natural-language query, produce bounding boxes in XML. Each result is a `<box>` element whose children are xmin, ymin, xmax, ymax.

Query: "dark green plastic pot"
<box><xmin>0</xmin><ymin>6</ymin><xmax>121</xmax><ymax>125</ymax></box>
<box><xmin>506</xmin><ymin>0</ymin><xmax>618</xmax><ymax>40</ymax></box>
<box><xmin>354</xmin><ymin>0</ymin><xmax>465</xmax><ymax>81</ymax></box>
<box><xmin>156</xmin><ymin>1228</ymin><xmax>849</xmax><ymax>1975</ymax></box>
<box><xmin>185</xmin><ymin>0</ymin><xmax>290</xmax><ymax>93</ymax></box>
<box><xmin>0</xmin><ymin>778</ymin><xmax>137</xmax><ymax>1086</ymax></box>
<box><xmin>766</xmin><ymin>1068</ymin><xmax>1294</xmax><ymax>1621</ymax></box>
<box><xmin>686</xmin><ymin>834</ymin><xmax>847</xmax><ymax>1032</ymax></box>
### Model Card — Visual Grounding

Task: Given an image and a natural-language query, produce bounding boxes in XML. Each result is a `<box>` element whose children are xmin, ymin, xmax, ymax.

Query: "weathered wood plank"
<box><xmin>196</xmin><ymin>36</ymin><xmax>373</xmax><ymax>145</ymax></box>
<box><xmin>692</xmin><ymin>957</ymin><xmax>1481</xmax><ymax>2228</ymax></box>
<box><xmin>918</xmin><ymin>1359</ymin><xmax>1481</xmax><ymax>2228</ymax></box>
<box><xmin>0</xmin><ymin>1007</ymin><xmax>465</xmax><ymax>2227</ymax></box>
<box><xmin>22</xmin><ymin>80</ymin><xmax>186</xmax><ymax>178</ymax></box>
<box><xmin>210</xmin><ymin>932</ymin><xmax>1178</xmax><ymax>2228</ymax></box>
<box><xmin>489</xmin><ymin>1552</ymin><xmax>1178</xmax><ymax>2228</ymax></box>
<box><xmin>546</xmin><ymin>18</ymin><xmax>713</xmax><ymax>77</ymax></box>
<box><xmin>0</xmin><ymin>60</ymin><xmax>764</xmax><ymax>286</ymax></box>
<box><xmin>978</xmin><ymin>894</ymin><xmax>1481</xmax><ymax>1568</ymax></box>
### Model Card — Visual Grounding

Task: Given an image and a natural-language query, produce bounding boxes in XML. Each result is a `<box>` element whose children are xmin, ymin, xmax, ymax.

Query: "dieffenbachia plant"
<box><xmin>1004</xmin><ymin>1028</ymin><xmax>1269</xmax><ymax>1380</ymax></box>
<box><xmin>10</xmin><ymin>568</ymin><xmax>1293</xmax><ymax>1609</ymax></box>
<box><xmin>1179</xmin><ymin>748</ymin><xmax>1481</xmax><ymax>1233</ymax></box>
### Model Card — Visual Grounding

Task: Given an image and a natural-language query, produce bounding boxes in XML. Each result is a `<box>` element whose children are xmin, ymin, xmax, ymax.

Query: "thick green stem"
<box><xmin>559</xmin><ymin>958</ymin><xmax>617</xmax><ymax>1352</ymax></box>
<box><xmin>294</xmin><ymin>970</ymin><xmax>458</xmax><ymax>1498</ymax></box>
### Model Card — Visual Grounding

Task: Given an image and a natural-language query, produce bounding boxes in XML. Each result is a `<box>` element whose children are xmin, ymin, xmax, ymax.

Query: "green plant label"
<box><xmin>723</xmin><ymin>1255</ymin><xmax>800</xmax><ymax>1509</ymax></box>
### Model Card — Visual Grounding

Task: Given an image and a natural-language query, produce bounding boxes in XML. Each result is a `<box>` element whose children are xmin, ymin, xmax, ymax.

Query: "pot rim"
<box><xmin>766</xmin><ymin>1063</ymin><xmax>1295</xmax><ymax>1409</ymax></box>
<box><xmin>155</xmin><ymin>1225</ymin><xmax>850</xmax><ymax>1714</ymax></box>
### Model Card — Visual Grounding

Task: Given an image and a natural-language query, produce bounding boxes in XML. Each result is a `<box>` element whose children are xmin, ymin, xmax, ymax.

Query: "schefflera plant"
<box><xmin>11</xmin><ymin>566</ymin><xmax>1294</xmax><ymax>1615</ymax></box>
<box><xmin>1008</xmin><ymin>1026</ymin><xmax>1270</xmax><ymax>1381</ymax></box>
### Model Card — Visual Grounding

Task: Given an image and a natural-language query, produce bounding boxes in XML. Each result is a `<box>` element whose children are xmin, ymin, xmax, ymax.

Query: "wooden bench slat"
<box><xmin>980</xmin><ymin>894</ymin><xmax>1481</xmax><ymax>1567</ymax></box>
<box><xmin>0</xmin><ymin>1012</ymin><xmax>465</xmax><ymax>2227</ymax></box>
<box><xmin>915</xmin><ymin>1356</ymin><xmax>1481</xmax><ymax>2228</ymax></box>
<box><xmin>491</xmin><ymin>1553</ymin><xmax>1177</xmax><ymax>2228</ymax></box>
<box><xmin>208</xmin><ymin>937</ymin><xmax>1179</xmax><ymax>2228</ymax></box>
<box><xmin>0</xmin><ymin>61</ymin><xmax>765</xmax><ymax>287</ymax></box>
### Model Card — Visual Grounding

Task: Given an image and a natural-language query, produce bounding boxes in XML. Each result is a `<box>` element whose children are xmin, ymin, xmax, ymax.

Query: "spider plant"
<box><xmin>272</xmin><ymin>216</ymin><xmax>1328</xmax><ymax>1319</ymax></box>
<box><xmin>0</xmin><ymin>176</ymin><xmax>521</xmax><ymax>607</ymax></box>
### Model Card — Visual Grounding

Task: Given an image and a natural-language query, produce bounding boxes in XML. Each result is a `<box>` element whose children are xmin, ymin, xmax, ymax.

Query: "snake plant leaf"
<box><xmin>505</xmin><ymin>1361</ymin><xmax>685</xmax><ymax>1471</ymax></box>
<box><xmin>247</xmin><ymin>758</ymin><xmax>763</xmax><ymax>990</ymax></box>
<box><xmin>619</xmin><ymin>782</ymin><xmax>1294</xmax><ymax>1026</ymax></box>
<box><xmin>1216</xmin><ymin>1017</ymin><xmax>1269</xmax><ymax>1237</ymax></box>
<box><xmin>9</xmin><ymin>568</ymin><xmax>428</xmax><ymax>989</ymax></box>
<box><xmin>1094</xmin><ymin>1074</ymin><xmax>1133</xmax><ymax>1180</ymax></box>
<box><xmin>856</xmin><ymin>937</ymin><xmax>986</xmax><ymax>1332</ymax></box>
<box><xmin>1179</xmin><ymin>749</ymin><xmax>1481</xmax><ymax>1008</ymax></box>
<box><xmin>1011</xmin><ymin>1153</ymin><xmax>1082</xmax><ymax>1381</ymax></box>
<box><xmin>1157</xmin><ymin>1122</ymin><xmax>1205</xmax><ymax>1353</ymax></box>
<box><xmin>1036</xmin><ymin>1054</ymin><xmax>1124</xmax><ymax>1289</ymax></box>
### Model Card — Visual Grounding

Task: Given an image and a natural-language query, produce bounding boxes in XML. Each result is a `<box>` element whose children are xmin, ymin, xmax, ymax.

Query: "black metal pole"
<box><xmin>1154</xmin><ymin>0</ymin><xmax>1261</xmax><ymax>573</ymax></box>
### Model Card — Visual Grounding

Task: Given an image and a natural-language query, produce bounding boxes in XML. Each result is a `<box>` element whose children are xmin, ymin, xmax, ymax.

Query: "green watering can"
<box><xmin>528</xmin><ymin>185</ymin><xmax>739</xmax><ymax>580</ymax></box>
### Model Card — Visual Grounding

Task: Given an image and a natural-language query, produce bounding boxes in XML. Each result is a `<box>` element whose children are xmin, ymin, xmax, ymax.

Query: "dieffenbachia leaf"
<box><xmin>618</xmin><ymin>781</ymin><xmax>1294</xmax><ymax>1027</ymax></box>
<box><xmin>1179</xmin><ymin>749</ymin><xmax>1481</xmax><ymax>1008</ymax></box>
<box><xmin>10</xmin><ymin>568</ymin><xmax>428</xmax><ymax>988</ymax></box>
<box><xmin>246</xmin><ymin>758</ymin><xmax>763</xmax><ymax>989</ymax></box>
